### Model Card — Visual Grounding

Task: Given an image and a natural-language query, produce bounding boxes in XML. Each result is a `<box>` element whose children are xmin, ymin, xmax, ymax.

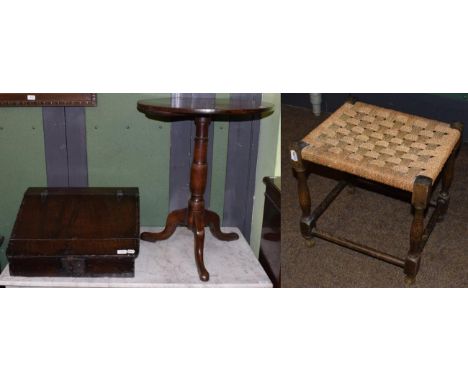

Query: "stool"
<box><xmin>290</xmin><ymin>99</ymin><xmax>463</xmax><ymax>285</ymax></box>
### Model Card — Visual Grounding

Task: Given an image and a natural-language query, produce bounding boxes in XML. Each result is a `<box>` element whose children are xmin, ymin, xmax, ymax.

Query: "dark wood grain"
<box><xmin>0</xmin><ymin>93</ymin><xmax>96</xmax><ymax>107</ymax></box>
<box><xmin>290</xmin><ymin>141</ymin><xmax>313</xmax><ymax>242</ymax></box>
<box><xmin>404</xmin><ymin>176</ymin><xmax>432</xmax><ymax>284</ymax></box>
<box><xmin>7</xmin><ymin>188</ymin><xmax>139</xmax><ymax>277</ymax></box>
<box><xmin>169</xmin><ymin>94</ymin><xmax>216</xmax><ymax>211</ymax></box>
<box><xmin>137</xmin><ymin>97</ymin><xmax>273</xmax><ymax>119</ymax></box>
<box><xmin>138</xmin><ymin>98</ymin><xmax>272</xmax><ymax>281</ymax></box>
<box><xmin>141</xmin><ymin>117</ymin><xmax>238</xmax><ymax>281</ymax></box>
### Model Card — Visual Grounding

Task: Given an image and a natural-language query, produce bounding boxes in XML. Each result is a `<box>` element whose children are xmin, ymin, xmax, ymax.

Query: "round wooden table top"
<box><xmin>137</xmin><ymin>97</ymin><xmax>274</xmax><ymax>119</ymax></box>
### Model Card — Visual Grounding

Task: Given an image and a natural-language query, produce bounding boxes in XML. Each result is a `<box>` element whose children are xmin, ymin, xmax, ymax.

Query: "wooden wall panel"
<box><xmin>42</xmin><ymin>107</ymin><xmax>68</xmax><ymax>186</ymax></box>
<box><xmin>223</xmin><ymin>93</ymin><xmax>262</xmax><ymax>241</ymax></box>
<box><xmin>42</xmin><ymin>107</ymin><xmax>88</xmax><ymax>187</ymax></box>
<box><xmin>65</xmin><ymin>107</ymin><xmax>88</xmax><ymax>186</ymax></box>
<box><xmin>169</xmin><ymin>93</ymin><xmax>215</xmax><ymax>210</ymax></box>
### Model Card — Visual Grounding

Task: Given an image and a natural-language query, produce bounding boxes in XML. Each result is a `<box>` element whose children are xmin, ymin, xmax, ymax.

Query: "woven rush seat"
<box><xmin>290</xmin><ymin>98</ymin><xmax>464</xmax><ymax>285</ymax></box>
<box><xmin>301</xmin><ymin>101</ymin><xmax>460</xmax><ymax>191</ymax></box>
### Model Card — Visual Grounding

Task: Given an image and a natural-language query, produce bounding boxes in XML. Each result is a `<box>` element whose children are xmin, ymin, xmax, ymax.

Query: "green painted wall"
<box><xmin>0</xmin><ymin>93</ymin><xmax>280</xmax><ymax>270</ymax></box>
<box><xmin>85</xmin><ymin>93</ymin><xmax>172</xmax><ymax>226</ymax></box>
<box><xmin>86</xmin><ymin>93</ymin><xmax>231</xmax><ymax>225</ymax></box>
<box><xmin>0</xmin><ymin>107</ymin><xmax>47</xmax><ymax>268</ymax></box>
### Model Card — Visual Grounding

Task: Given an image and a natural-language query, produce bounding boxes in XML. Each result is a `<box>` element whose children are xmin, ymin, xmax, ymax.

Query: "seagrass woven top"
<box><xmin>301</xmin><ymin>101</ymin><xmax>460</xmax><ymax>192</ymax></box>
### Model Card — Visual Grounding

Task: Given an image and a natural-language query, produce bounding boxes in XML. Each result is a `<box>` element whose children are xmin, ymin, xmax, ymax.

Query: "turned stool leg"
<box><xmin>290</xmin><ymin>141</ymin><xmax>314</xmax><ymax>246</ymax></box>
<box><xmin>405</xmin><ymin>176</ymin><xmax>432</xmax><ymax>285</ymax></box>
<box><xmin>437</xmin><ymin>122</ymin><xmax>464</xmax><ymax>222</ymax></box>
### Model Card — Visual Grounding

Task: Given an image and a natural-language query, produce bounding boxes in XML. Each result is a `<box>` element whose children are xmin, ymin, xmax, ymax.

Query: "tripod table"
<box><xmin>137</xmin><ymin>97</ymin><xmax>273</xmax><ymax>281</ymax></box>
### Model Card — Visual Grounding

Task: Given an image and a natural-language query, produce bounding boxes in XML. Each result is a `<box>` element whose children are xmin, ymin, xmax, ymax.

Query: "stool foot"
<box><xmin>305</xmin><ymin>238</ymin><xmax>315</xmax><ymax>248</ymax></box>
<box><xmin>404</xmin><ymin>276</ymin><xmax>416</xmax><ymax>287</ymax></box>
<box><xmin>436</xmin><ymin>193</ymin><xmax>450</xmax><ymax>223</ymax></box>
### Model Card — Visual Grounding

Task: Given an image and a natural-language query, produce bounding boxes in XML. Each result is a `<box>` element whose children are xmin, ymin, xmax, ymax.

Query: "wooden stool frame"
<box><xmin>290</xmin><ymin>115</ymin><xmax>463</xmax><ymax>285</ymax></box>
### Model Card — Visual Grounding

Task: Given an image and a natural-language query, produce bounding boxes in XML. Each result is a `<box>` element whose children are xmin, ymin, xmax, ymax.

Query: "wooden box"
<box><xmin>6</xmin><ymin>188</ymin><xmax>140</xmax><ymax>277</ymax></box>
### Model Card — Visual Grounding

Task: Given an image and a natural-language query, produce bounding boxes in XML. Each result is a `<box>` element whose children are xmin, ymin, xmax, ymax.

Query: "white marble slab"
<box><xmin>0</xmin><ymin>227</ymin><xmax>272</xmax><ymax>288</ymax></box>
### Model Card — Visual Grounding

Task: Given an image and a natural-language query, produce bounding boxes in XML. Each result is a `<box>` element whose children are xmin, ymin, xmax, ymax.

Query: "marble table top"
<box><xmin>0</xmin><ymin>227</ymin><xmax>272</xmax><ymax>288</ymax></box>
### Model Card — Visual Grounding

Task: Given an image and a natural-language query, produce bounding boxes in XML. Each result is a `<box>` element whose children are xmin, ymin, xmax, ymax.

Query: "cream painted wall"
<box><xmin>275</xmin><ymin>119</ymin><xmax>281</xmax><ymax>176</ymax></box>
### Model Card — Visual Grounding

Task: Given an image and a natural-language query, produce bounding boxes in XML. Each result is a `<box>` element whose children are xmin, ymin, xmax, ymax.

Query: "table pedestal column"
<box><xmin>141</xmin><ymin>116</ymin><xmax>238</xmax><ymax>281</ymax></box>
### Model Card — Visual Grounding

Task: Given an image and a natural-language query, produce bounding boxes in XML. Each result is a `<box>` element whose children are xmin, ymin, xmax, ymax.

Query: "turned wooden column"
<box><xmin>187</xmin><ymin>117</ymin><xmax>210</xmax><ymax>225</ymax></box>
<box><xmin>188</xmin><ymin>117</ymin><xmax>210</xmax><ymax>280</ymax></box>
<box><xmin>290</xmin><ymin>141</ymin><xmax>313</xmax><ymax>243</ymax></box>
<box><xmin>405</xmin><ymin>175</ymin><xmax>432</xmax><ymax>284</ymax></box>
